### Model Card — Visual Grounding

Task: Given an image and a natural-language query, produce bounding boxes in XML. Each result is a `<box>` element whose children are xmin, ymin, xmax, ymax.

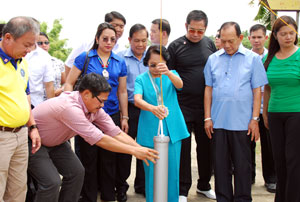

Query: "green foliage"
<box><xmin>254</xmin><ymin>5</ymin><xmax>272</xmax><ymax>30</ymax></box>
<box><xmin>242</xmin><ymin>30</ymin><xmax>252</xmax><ymax>49</ymax></box>
<box><xmin>40</xmin><ymin>19</ymin><xmax>72</xmax><ymax>61</ymax></box>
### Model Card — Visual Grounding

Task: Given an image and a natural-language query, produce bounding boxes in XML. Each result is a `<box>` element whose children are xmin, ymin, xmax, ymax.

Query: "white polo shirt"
<box><xmin>25</xmin><ymin>46</ymin><xmax>54</xmax><ymax>107</ymax></box>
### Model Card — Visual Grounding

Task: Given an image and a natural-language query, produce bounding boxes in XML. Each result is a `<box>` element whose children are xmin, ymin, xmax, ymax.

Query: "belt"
<box><xmin>1</xmin><ymin>126</ymin><xmax>23</xmax><ymax>133</ymax></box>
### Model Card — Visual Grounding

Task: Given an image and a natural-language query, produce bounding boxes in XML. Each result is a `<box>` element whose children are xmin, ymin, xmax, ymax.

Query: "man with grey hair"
<box><xmin>0</xmin><ymin>16</ymin><xmax>41</xmax><ymax>202</ymax></box>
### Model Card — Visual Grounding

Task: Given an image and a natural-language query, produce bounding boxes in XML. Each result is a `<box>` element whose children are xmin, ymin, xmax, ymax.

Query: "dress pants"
<box><xmin>268</xmin><ymin>112</ymin><xmax>300</xmax><ymax>202</ymax></box>
<box><xmin>115</xmin><ymin>103</ymin><xmax>145</xmax><ymax>194</ymax></box>
<box><xmin>251</xmin><ymin>114</ymin><xmax>277</xmax><ymax>184</ymax></box>
<box><xmin>179</xmin><ymin>107</ymin><xmax>213</xmax><ymax>196</ymax></box>
<box><xmin>213</xmin><ymin>129</ymin><xmax>252</xmax><ymax>202</ymax></box>
<box><xmin>28</xmin><ymin>140</ymin><xmax>85</xmax><ymax>202</ymax></box>
<box><xmin>259</xmin><ymin>114</ymin><xmax>276</xmax><ymax>184</ymax></box>
<box><xmin>80</xmin><ymin>112</ymin><xmax>120</xmax><ymax>202</ymax></box>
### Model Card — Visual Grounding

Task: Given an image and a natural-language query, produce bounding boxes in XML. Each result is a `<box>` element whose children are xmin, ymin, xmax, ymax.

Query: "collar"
<box><xmin>89</xmin><ymin>49</ymin><xmax>121</xmax><ymax>62</ymax></box>
<box><xmin>124</xmin><ymin>47</ymin><xmax>146</xmax><ymax>60</ymax></box>
<box><xmin>218</xmin><ymin>44</ymin><xmax>246</xmax><ymax>56</ymax></box>
<box><xmin>77</xmin><ymin>91</ymin><xmax>90</xmax><ymax>115</ymax></box>
<box><xmin>0</xmin><ymin>47</ymin><xmax>22</xmax><ymax>66</ymax></box>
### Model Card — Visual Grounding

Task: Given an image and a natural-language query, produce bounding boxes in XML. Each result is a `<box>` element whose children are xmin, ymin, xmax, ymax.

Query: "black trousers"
<box><xmin>268</xmin><ymin>112</ymin><xmax>300</xmax><ymax>202</ymax></box>
<box><xmin>28</xmin><ymin>141</ymin><xmax>85</xmax><ymax>202</ymax></box>
<box><xmin>213</xmin><ymin>129</ymin><xmax>252</xmax><ymax>202</ymax></box>
<box><xmin>79</xmin><ymin>112</ymin><xmax>120</xmax><ymax>202</ymax></box>
<box><xmin>115</xmin><ymin>103</ymin><xmax>145</xmax><ymax>193</ymax></box>
<box><xmin>259</xmin><ymin>114</ymin><xmax>276</xmax><ymax>184</ymax></box>
<box><xmin>179</xmin><ymin>107</ymin><xmax>213</xmax><ymax>196</ymax></box>
<box><xmin>251</xmin><ymin>114</ymin><xmax>277</xmax><ymax>184</ymax></box>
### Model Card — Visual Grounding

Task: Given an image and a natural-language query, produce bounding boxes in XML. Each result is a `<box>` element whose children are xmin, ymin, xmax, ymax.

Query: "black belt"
<box><xmin>1</xmin><ymin>126</ymin><xmax>23</xmax><ymax>133</ymax></box>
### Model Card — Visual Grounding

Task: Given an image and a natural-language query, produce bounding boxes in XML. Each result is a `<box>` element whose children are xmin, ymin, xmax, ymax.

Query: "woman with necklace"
<box><xmin>64</xmin><ymin>22</ymin><xmax>128</xmax><ymax>202</ymax></box>
<box><xmin>134</xmin><ymin>45</ymin><xmax>189</xmax><ymax>202</ymax></box>
<box><xmin>263</xmin><ymin>16</ymin><xmax>300</xmax><ymax>202</ymax></box>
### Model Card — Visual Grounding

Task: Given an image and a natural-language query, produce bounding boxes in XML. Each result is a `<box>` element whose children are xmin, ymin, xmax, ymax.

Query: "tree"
<box><xmin>40</xmin><ymin>19</ymin><xmax>72</xmax><ymax>62</ymax></box>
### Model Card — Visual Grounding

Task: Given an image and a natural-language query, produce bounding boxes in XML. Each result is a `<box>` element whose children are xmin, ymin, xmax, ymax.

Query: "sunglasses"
<box><xmin>102</xmin><ymin>37</ymin><xmax>116</xmax><ymax>43</ymax></box>
<box><xmin>215</xmin><ymin>34</ymin><xmax>220</xmax><ymax>39</ymax></box>
<box><xmin>188</xmin><ymin>28</ymin><xmax>205</xmax><ymax>35</ymax></box>
<box><xmin>37</xmin><ymin>41</ymin><xmax>49</xmax><ymax>45</ymax></box>
<box><xmin>93</xmin><ymin>94</ymin><xmax>106</xmax><ymax>104</ymax></box>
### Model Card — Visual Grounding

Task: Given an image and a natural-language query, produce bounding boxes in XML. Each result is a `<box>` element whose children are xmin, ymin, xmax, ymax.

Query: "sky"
<box><xmin>1</xmin><ymin>0</ymin><xmax>299</xmax><ymax>48</ymax></box>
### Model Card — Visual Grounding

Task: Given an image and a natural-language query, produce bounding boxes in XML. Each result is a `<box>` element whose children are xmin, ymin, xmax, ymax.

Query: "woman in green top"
<box><xmin>263</xmin><ymin>16</ymin><xmax>300</xmax><ymax>202</ymax></box>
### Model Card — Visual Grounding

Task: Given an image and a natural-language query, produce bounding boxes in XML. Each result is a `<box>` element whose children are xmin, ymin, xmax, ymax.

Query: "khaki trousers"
<box><xmin>0</xmin><ymin>127</ymin><xmax>28</xmax><ymax>202</ymax></box>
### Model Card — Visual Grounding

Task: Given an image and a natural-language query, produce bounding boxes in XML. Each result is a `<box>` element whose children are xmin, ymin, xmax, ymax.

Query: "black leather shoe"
<box><xmin>265</xmin><ymin>183</ymin><xmax>276</xmax><ymax>193</ymax></box>
<box><xmin>117</xmin><ymin>192</ymin><xmax>127</xmax><ymax>202</ymax></box>
<box><xmin>135</xmin><ymin>189</ymin><xmax>146</xmax><ymax>197</ymax></box>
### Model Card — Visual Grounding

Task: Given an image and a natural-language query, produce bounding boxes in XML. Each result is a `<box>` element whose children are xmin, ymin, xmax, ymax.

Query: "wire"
<box><xmin>260</xmin><ymin>0</ymin><xmax>299</xmax><ymax>36</ymax></box>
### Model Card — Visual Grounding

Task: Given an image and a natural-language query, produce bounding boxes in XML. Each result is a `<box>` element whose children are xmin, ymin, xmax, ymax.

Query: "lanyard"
<box><xmin>148</xmin><ymin>71</ymin><xmax>162</xmax><ymax>105</ymax></box>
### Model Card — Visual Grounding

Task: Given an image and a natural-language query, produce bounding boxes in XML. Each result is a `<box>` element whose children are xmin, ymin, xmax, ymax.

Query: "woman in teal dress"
<box><xmin>134</xmin><ymin>45</ymin><xmax>189</xmax><ymax>202</ymax></box>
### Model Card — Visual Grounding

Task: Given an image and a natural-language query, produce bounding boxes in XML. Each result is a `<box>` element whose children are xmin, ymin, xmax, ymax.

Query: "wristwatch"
<box><xmin>29</xmin><ymin>124</ymin><xmax>38</xmax><ymax>132</ymax></box>
<box><xmin>252</xmin><ymin>117</ymin><xmax>260</xmax><ymax>122</ymax></box>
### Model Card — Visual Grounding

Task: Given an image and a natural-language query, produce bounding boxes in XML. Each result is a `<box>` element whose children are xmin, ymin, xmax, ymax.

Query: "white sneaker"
<box><xmin>196</xmin><ymin>188</ymin><xmax>216</xmax><ymax>200</ymax></box>
<box><xmin>179</xmin><ymin>195</ymin><xmax>187</xmax><ymax>202</ymax></box>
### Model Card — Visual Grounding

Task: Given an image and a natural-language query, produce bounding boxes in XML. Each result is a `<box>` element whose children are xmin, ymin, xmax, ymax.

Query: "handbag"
<box><xmin>73</xmin><ymin>51</ymin><xmax>90</xmax><ymax>91</ymax></box>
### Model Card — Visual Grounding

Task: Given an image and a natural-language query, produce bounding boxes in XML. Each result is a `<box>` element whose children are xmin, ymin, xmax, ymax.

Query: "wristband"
<box><xmin>29</xmin><ymin>124</ymin><xmax>38</xmax><ymax>132</ymax></box>
<box><xmin>204</xmin><ymin>117</ymin><xmax>212</xmax><ymax>122</ymax></box>
<box><xmin>122</xmin><ymin>116</ymin><xmax>129</xmax><ymax>120</ymax></box>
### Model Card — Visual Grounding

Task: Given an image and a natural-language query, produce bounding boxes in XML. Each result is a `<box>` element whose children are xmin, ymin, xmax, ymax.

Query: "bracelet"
<box><xmin>122</xmin><ymin>116</ymin><xmax>129</xmax><ymax>120</ymax></box>
<box><xmin>204</xmin><ymin>117</ymin><xmax>212</xmax><ymax>122</ymax></box>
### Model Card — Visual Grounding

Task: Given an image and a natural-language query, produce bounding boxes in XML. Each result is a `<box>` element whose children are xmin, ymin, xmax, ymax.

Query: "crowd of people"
<box><xmin>0</xmin><ymin>9</ymin><xmax>299</xmax><ymax>202</ymax></box>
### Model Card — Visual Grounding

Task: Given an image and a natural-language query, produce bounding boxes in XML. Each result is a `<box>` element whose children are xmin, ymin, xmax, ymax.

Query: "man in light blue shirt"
<box><xmin>116</xmin><ymin>23</ymin><xmax>149</xmax><ymax>201</ymax></box>
<box><xmin>204</xmin><ymin>22</ymin><xmax>268</xmax><ymax>202</ymax></box>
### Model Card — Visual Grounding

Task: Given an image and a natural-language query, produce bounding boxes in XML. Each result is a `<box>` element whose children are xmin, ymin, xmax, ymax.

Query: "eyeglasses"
<box><xmin>215</xmin><ymin>34</ymin><xmax>220</xmax><ymax>39</ymax></box>
<box><xmin>102</xmin><ymin>37</ymin><xmax>116</xmax><ymax>43</ymax></box>
<box><xmin>93</xmin><ymin>94</ymin><xmax>106</xmax><ymax>104</ymax></box>
<box><xmin>188</xmin><ymin>28</ymin><xmax>205</xmax><ymax>35</ymax></box>
<box><xmin>37</xmin><ymin>41</ymin><xmax>49</xmax><ymax>45</ymax></box>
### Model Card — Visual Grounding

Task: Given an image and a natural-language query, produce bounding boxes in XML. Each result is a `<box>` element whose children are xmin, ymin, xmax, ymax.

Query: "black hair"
<box><xmin>129</xmin><ymin>23</ymin><xmax>148</xmax><ymax>38</ymax></box>
<box><xmin>91</xmin><ymin>22</ymin><xmax>116</xmax><ymax>50</ymax></box>
<box><xmin>104</xmin><ymin>11</ymin><xmax>126</xmax><ymax>25</ymax></box>
<box><xmin>219</xmin><ymin>21</ymin><xmax>241</xmax><ymax>37</ymax></box>
<box><xmin>78</xmin><ymin>73</ymin><xmax>111</xmax><ymax>96</ymax></box>
<box><xmin>249</xmin><ymin>24</ymin><xmax>267</xmax><ymax>35</ymax></box>
<box><xmin>39</xmin><ymin>32</ymin><xmax>49</xmax><ymax>40</ymax></box>
<box><xmin>186</xmin><ymin>10</ymin><xmax>208</xmax><ymax>27</ymax></box>
<box><xmin>0</xmin><ymin>23</ymin><xmax>6</xmax><ymax>38</ymax></box>
<box><xmin>264</xmin><ymin>16</ymin><xmax>298</xmax><ymax>70</ymax></box>
<box><xmin>143</xmin><ymin>45</ymin><xmax>170</xmax><ymax>66</ymax></box>
<box><xmin>152</xmin><ymin>19</ymin><xmax>171</xmax><ymax>36</ymax></box>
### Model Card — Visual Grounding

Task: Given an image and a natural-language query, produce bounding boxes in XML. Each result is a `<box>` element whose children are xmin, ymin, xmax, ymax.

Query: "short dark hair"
<box><xmin>91</xmin><ymin>22</ymin><xmax>116</xmax><ymax>50</ymax></box>
<box><xmin>0</xmin><ymin>23</ymin><xmax>5</xmax><ymax>38</ymax></box>
<box><xmin>143</xmin><ymin>45</ymin><xmax>170</xmax><ymax>66</ymax></box>
<box><xmin>249</xmin><ymin>24</ymin><xmax>266</xmax><ymax>35</ymax></box>
<box><xmin>129</xmin><ymin>24</ymin><xmax>148</xmax><ymax>38</ymax></box>
<box><xmin>220</xmin><ymin>21</ymin><xmax>241</xmax><ymax>37</ymax></box>
<box><xmin>78</xmin><ymin>73</ymin><xmax>111</xmax><ymax>96</ymax></box>
<box><xmin>2</xmin><ymin>16</ymin><xmax>39</xmax><ymax>40</ymax></box>
<box><xmin>105</xmin><ymin>11</ymin><xmax>126</xmax><ymax>25</ymax></box>
<box><xmin>186</xmin><ymin>10</ymin><xmax>208</xmax><ymax>27</ymax></box>
<box><xmin>152</xmin><ymin>19</ymin><xmax>171</xmax><ymax>36</ymax></box>
<box><xmin>39</xmin><ymin>32</ymin><xmax>49</xmax><ymax>40</ymax></box>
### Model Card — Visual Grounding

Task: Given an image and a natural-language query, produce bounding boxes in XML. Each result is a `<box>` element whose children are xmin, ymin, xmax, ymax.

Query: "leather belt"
<box><xmin>1</xmin><ymin>126</ymin><xmax>23</xmax><ymax>133</ymax></box>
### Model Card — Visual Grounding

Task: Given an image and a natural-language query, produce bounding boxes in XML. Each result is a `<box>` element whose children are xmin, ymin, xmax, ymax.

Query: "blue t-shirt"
<box><xmin>74</xmin><ymin>49</ymin><xmax>127</xmax><ymax>115</ymax></box>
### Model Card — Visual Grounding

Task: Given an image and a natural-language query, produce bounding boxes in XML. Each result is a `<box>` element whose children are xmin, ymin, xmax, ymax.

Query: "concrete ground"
<box><xmin>96</xmin><ymin>136</ymin><xmax>275</xmax><ymax>202</ymax></box>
